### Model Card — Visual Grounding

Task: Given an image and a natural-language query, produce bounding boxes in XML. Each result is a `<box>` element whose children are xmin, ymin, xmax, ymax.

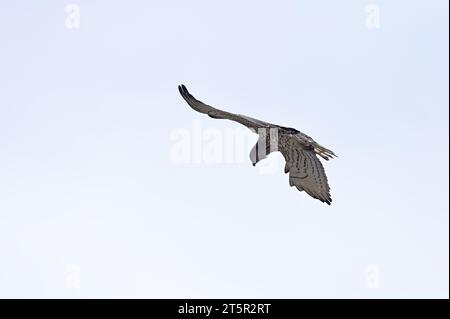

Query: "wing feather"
<box><xmin>281</xmin><ymin>137</ymin><xmax>332</xmax><ymax>205</ymax></box>
<box><xmin>178</xmin><ymin>84</ymin><xmax>273</xmax><ymax>129</ymax></box>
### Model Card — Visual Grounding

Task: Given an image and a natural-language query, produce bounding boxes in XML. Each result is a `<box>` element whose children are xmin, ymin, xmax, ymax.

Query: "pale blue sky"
<box><xmin>0</xmin><ymin>1</ymin><xmax>448</xmax><ymax>298</ymax></box>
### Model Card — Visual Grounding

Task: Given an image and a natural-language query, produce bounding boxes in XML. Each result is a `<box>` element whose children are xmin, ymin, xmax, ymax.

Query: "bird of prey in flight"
<box><xmin>178</xmin><ymin>84</ymin><xmax>337</xmax><ymax>205</ymax></box>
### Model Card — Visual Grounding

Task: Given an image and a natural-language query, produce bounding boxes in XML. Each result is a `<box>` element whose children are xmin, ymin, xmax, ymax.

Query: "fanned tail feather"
<box><xmin>314</xmin><ymin>145</ymin><xmax>337</xmax><ymax>161</ymax></box>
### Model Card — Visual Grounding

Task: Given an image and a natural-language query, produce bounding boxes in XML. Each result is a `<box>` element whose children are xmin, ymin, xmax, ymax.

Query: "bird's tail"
<box><xmin>314</xmin><ymin>145</ymin><xmax>337</xmax><ymax>161</ymax></box>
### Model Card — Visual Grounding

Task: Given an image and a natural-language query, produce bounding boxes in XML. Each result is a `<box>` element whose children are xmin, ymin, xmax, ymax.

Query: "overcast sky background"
<box><xmin>0</xmin><ymin>1</ymin><xmax>448</xmax><ymax>298</ymax></box>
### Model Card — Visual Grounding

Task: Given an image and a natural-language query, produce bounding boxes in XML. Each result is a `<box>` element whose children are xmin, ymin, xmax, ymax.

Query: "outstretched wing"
<box><xmin>280</xmin><ymin>136</ymin><xmax>332</xmax><ymax>205</ymax></box>
<box><xmin>178</xmin><ymin>84</ymin><xmax>274</xmax><ymax>129</ymax></box>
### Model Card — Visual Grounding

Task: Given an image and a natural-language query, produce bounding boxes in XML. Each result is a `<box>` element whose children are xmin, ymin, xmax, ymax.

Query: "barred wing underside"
<box><xmin>280</xmin><ymin>136</ymin><xmax>332</xmax><ymax>205</ymax></box>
